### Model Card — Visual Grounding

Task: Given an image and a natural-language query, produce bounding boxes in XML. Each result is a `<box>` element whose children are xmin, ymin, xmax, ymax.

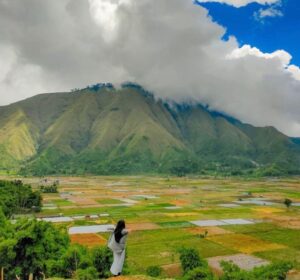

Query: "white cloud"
<box><xmin>227</xmin><ymin>45</ymin><xmax>300</xmax><ymax>81</ymax></box>
<box><xmin>287</xmin><ymin>65</ymin><xmax>300</xmax><ymax>81</ymax></box>
<box><xmin>0</xmin><ymin>44</ymin><xmax>63</xmax><ymax>105</ymax></box>
<box><xmin>255</xmin><ymin>6</ymin><xmax>283</xmax><ymax>19</ymax></box>
<box><xmin>88</xmin><ymin>0</ymin><xmax>132</xmax><ymax>42</ymax></box>
<box><xmin>0</xmin><ymin>0</ymin><xmax>300</xmax><ymax>136</ymax></box>
<box><xmin>196</xmin><ymin>0</ymin><xmax>279</xmax><ymax>8</ymax></box>
<box><xmin>254</xmin><ymin>1</ymin><xmax>283</xmax><ymax>22</ymax></box>
<box><xmin>227</xmin><ymin>45</ymin><xmax>291</xmax><ymax>67</ymax></box>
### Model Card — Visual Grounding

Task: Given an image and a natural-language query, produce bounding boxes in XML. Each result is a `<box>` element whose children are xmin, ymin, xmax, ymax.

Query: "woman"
<box><xmin>108</xmin><ymin>220</ymin><xmax>128</xmax><ymax>276</ymax></box>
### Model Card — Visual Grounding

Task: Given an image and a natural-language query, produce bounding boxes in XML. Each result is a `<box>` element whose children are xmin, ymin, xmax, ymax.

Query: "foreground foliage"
<box><xmin>0</xmin><ymin>180</ymin><xmax>42</xmax><ymax>217</ymax></box>
<box><xmin>0</xmin><ymin>210</ymin><xmax>113</xmax><ymax>280</ymax></box>
<box><xmin>179</xmin><ymin>247</ymin><xmax>292</xmax><ymax>280</ymax></box>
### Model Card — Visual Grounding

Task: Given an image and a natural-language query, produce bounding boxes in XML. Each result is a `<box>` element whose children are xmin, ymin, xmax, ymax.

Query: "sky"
<box><xmin>196</xmin><ymin>0</ymin><xmax>300</xmax><ymax>65</ymax></box>
<box><xmin>0</xmin><ymin>0</ymin><xmax>300</xmax><ymax>136</ymax></box>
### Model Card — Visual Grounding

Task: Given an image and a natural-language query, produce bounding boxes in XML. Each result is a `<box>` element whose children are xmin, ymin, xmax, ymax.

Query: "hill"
<box><xmin>0</xmin><ymin>83</ymin><xmax>299</xmax><ymax>176</ymax></box>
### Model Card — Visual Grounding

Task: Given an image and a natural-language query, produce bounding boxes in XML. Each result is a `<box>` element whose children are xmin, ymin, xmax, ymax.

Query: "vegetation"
<box><xmin>0</xmin><ymin>211</ymin><xmax>113</xmax><ymax>280</ymax></box>
<box><xmin>146</xmin><ymin>266</ymin><xmax>162</xmax><ymax>277</ymax></box>
<box><xmin>0</xmin><ymin>218</ymin><xmax>69</xmax><ymax>280</ymax></box>
<box><xmin>178</xmin><ymin>247</ymin><xmax>292</xmax><ymax>280</ymax></box>
<box><xmin>183</xmin><ymin>267</ymin><xmax>214</xmax><ymax>280</ymax></box>
<box><xmin>0</xmin><ymin>176</ymin><xmax>299</xmax><ymax>279</ymax></box>
<box><xmin>39</xmin><ymin>181</ymin><xmax>59</xmax><ymax>193</ymax></box>
<box><xmin>0</xmin><ymin>180</ymin><xmax>42</xmax><ymax>217</ymax></box>
<box><xmin>220</xmin><ymin>260</ymin><xmax>292</xmax><ymax>280</ymax></box>
<box><xmin>284</xmin><ymin>198</ymin><xmax>293</xmax><ymax>209</ymax></box>
<box><xmin>179</xmin><ymin>248</ymin><xmax>208</xmax><ymax>274</ymax></box>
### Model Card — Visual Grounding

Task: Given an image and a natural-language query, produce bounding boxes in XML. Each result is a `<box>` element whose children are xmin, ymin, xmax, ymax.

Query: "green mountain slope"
<box><xmin>0</xmin><ymin>85</ymin><xmax>299</xmax><ymax>176</ymax></box>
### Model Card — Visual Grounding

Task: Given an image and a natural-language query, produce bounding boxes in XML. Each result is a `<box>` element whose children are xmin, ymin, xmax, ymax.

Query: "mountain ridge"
<box><xmin>0</xmin><ymin>84</ymin><xmax>299</xmax><ymax>176</ymax></box>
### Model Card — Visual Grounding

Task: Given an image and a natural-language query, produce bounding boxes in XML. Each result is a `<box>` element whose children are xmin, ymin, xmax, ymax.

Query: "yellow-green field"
<box><xmin>3</xmin><ymin>175</ymin><xmax>300</xmax><ymax>275</ymax></box>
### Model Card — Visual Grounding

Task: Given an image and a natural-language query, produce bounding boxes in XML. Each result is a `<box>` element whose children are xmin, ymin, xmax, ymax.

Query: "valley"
<box><xmin>4</xmin><ymin>175</ymin><xmax>300</xmax><ymax>277</ymax></box>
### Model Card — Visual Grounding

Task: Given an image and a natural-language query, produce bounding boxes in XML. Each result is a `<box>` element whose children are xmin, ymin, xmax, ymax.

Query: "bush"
<box><xmin>220</xmin><ymin>260</ymin><xmax>293</xmax><ymax>280</ymax></box>
<box><xmin>75</xmin><ymin>267</ymin><xmax>98</xmax><ymax>280</ymax></box>
<box><xmin>252</xmin><ymin>261</ymin><xmax>293</xmax><ymax>280</ymax></box>
<box><xmin>91</xmin><ymin>246</ymin><xmax>113</xmax><ymax>278</ymax></box>
<box><xmin>284</xmin><ymin>198</ymin><xmax>292</xmax><ymax>209</ymax></box>
<box><xmin>183</xmin><ymin>267</ymin><xmax>214</xmax><ymax>280</ymax></box>
<box><xmin>219</xmin><ymin>261</ymin><xmax>243</xmax><ymax>280</ymax></box>
<box><xmin>146</xmin><ymin>266</ymin><xmax>162</xmax><ymax>277</ymax></box>
<box><xmin>179</xmin><ymin>248</ymin><xmax>207</xmax><ymax>274</ymax></box>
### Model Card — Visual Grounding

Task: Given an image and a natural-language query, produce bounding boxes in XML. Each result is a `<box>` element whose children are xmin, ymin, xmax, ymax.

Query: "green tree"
<box><xmin>91</xmin><ymin>246</ymin><xmax>113</xmax><ymax>278</ymax></box>
<box><xmin>0</xmin><ymin>219</ymin><xmax>69</xmax><ymax>280</ymax></box>
<box><xmin>75</xmin><ymin>267</ymin><xmax>98</xmax><ymax>280</ymax></box>
<box><xmin>0</xmin><ymin>180</ymin><xmax>42</xmax><ymax>217</ymax></box>
<box><xmin>61</xmin><ymin>244</ymin><xmax>90</xmax><ymax>278</ymax></box>
<box><xmin>284</xmin><ymin>198</ymin><xmax>292</xmax><ymax>209</ymax></box>
<box><xmin>179</xmin><ymin>248</ymin><xmax>207</xmax><ymax>274</ymax></box>
<box><xmin>220</xmin><ymin>260</ymin><xmax>293</xmax><ymax>280</ymax></box>
<box><xmin>183</xmin><ymin>266</ymin><xmax>214</xmax><ymax>280</ymax></box>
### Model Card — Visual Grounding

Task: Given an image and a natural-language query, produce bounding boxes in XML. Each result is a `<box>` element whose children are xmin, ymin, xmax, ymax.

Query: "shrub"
<box><xmin>146</xmin><ymin>266</ymin><xmax>162</xmax><ymax>277</ymax></box>
<box><xmin>219</xmin><ymin>261</ymin><xmax>243</xmax><ymax>280</ymax></box>
<box><xmin>183</xmin><ymin>267</ymin><xmax>214</xmax><ymax>280</ymax></box>
<box><xmin>284</xmin><ymin>198</ymin><xmax>292</xmax><ymax>209</ymax></box>
<box><xmin>75</xmin><ymin>267</ymin><xmax>98</xmax><ymax>280</ymax></box>
<box><xmin>61</xmin><ymin>244</ymin><xmax>88</xmax><ymax>278</ymax></box>
<box><xmin>252</xmin><ymin>261</ymin><xmax>293</xmax><ymax>280</ymax></box>
<box><xmin>220</xmin><ymin>260</ymin><xmax>293</xmax><ymax>280</ymax></box>
<box><xmin>91</xmin><ymin>246</ymin><xmax>113</xmax><ymax>278</ymax></box>
<box><xmin>179</xmin><ymin>248</ymin><xmax>207</xmax><ymax>274</ymax></box>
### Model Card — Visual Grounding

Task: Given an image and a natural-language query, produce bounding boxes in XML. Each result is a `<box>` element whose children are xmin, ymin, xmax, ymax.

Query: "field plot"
<box><xmin>6</xmin><ymin>175</ymin><xmax>300</xmax><ymax>273</ymax></box>
<box><xmin>71</xmin><ymin>233</ymin><xmax>107</xmax><ymax>247</ymax></box>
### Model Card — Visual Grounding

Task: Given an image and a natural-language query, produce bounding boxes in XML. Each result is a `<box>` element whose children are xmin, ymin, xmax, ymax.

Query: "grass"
<box><xmin>222</xmin><ymin>223</ymin><xmax>300</xmax><ymax>249</ymax></box>
<box><xmin>52</xmin><ymin>199</ymin><xmax>74</xmax><ymax>206</ymax></box>
<box><xmin>127</xmin><ymin>228</ymin><xmax>236</xmax><ymax>272</ymax></box>
<box><xmin>207</xmin><ymin>233</ymin><xmax>285</xmax><ymax>254</ymax></box>
<box><xmin>97</xmin><ymin>198</ymin><xmax>123</xmax><ymax>204</ymax></box>
<box><xmin>157</xmin><ymin>221</ymin><xmax>194</xmax><ymax>229</ymax></box>
<box><xmin>255</xmin><ymin>248</ymin><xmax>300</xmax><ymax>269</ymax></box>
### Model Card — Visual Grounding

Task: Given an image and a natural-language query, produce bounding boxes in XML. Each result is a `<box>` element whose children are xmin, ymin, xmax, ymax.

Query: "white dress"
<box><xmin>108</xmin><ymin>229</ymin><xmax>128</xmax><ymax>275</ymax></box>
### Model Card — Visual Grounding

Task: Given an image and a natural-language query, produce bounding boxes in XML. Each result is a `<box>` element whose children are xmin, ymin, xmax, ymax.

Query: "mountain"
<box><xmin>0</xmin><ymin>83</ymin><xmax>299</xmax><ymax>176</ymax></box>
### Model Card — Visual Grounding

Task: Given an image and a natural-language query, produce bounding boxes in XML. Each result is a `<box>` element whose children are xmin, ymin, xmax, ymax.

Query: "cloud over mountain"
<box><xmin>0</xmin><ymin>0</ymin><xmax>300</xmax><ymax>136</ymax></box>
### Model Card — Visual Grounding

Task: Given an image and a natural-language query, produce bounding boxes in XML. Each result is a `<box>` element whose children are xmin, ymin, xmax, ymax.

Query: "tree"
<box><xmin>75</xmin><ymin>267</ymin><xmax>98</xmax><ymax>280</ymax></box>
<box><xmin>179</xmin><ymin>248</ymin><xmax>207</xmax><ymax>274</ymax></box>
<box><xmin>0</xmin><ymin>180</ymin><xmax>42</xmax><ymax>217</ymax></box>
<box><xmin>61</xmin><ymin>244</ymin><xmax>91</xmax><ymax>279</ymax></box>
<box><xmin>0</xmin><ymin>219</ymin><xmax>69</xmax><ymax>280</ymax></box>
<box><xmin>91</xmin><ymin>246</ymin><xmax>113</xmax><ymax>278</ymax></box>
<box><xmin>220</xmin><ymin>260</ymin><xmax>293</xmax><ymax>280</ymax></box>
<box><xmin>284</xmin><ymin>198</ymin><xmax>292</xmax><ymax>209</ymax></box>
<box><xmin>183</xmin><ymin>266</ymin><xmax>214</xmax><ymax>280</ymax></box>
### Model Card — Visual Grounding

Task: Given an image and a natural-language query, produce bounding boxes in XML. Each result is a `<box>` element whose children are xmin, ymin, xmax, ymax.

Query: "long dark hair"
<box><xmin>114</xmin><ymin>220</ymin><xmax>126</xmax><ymax>243</ymax></box>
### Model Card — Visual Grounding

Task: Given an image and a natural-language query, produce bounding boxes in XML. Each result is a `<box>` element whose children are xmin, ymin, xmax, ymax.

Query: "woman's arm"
<box><xmin>119</xmin><ymin>230</ymin><xmax>128</xmax><ymax>247</ymax></box>
<box><xmin>107</xmin><ymin>226</ymin><xmax>115</xmax><ymax>232</ymax></box>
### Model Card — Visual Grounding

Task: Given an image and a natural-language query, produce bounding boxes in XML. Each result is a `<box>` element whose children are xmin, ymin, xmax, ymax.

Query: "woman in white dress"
<box><xmin>108</xmin><ymin>220</ymin><xmax>128</xmax><ymax>276</ymax></box>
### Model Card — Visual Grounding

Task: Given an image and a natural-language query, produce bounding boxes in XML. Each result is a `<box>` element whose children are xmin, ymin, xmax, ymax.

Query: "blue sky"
<box><xmin>196</xmin><ymin>0</ymin><xmax>300</xmax><ymax>66</ymax></box>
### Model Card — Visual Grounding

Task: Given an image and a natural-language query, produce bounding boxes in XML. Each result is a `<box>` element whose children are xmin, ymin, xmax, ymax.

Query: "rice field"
<box><xmin>4</xmin><ymin>175</ymin><xmax>300</xmax><ymax>274</ymax></box>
